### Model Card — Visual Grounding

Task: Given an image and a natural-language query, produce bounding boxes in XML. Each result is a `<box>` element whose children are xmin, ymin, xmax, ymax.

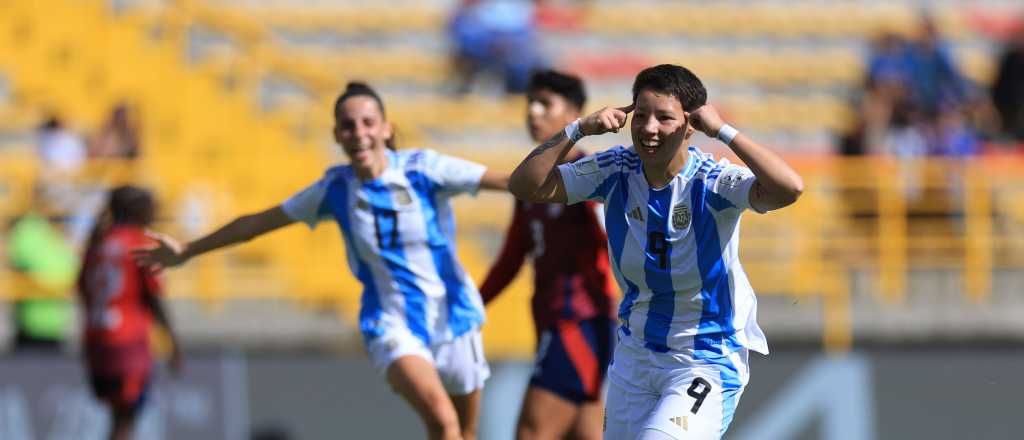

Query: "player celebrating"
<box><xmin>135</xmin><ymin>82</ymin><xmax>507</xmax><ymax>440</ymax></box>
<box><xmin>479</xmin><ymin>70</ymin><xmax>616</xmax><ymax>440</ymax></box>
<box><xmin>508</xmin><ymin>64</ymin><xmax>803</xmax><ymax>439</ymax></box>
<box><xmin>78</xmin><ymin>186</ymin><xmax>182</xmax><ymax>440</ymax></box>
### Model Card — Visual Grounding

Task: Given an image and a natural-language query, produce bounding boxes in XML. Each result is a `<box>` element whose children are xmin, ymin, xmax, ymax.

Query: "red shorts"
<box><xmin>85</xmin><ymin>340</ymin><xmax>152</xmax><ymax>414</ymax></box>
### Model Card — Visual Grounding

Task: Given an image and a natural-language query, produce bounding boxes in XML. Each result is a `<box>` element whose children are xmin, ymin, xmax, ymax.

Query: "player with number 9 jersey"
<box><xmin>509</xmin><ymin>64</ymin><xmax>804</xmax><ymax>439</ymax></box>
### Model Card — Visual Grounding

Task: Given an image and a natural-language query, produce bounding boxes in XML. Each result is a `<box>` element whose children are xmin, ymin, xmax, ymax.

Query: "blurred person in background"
<box><xmin>78</xmin><ymin>185</ymin><xmax>182</xmax><ymax>440</ymax></box>
<box><xmin>7</xmin><ymin>213</ymin><xmax>77</xmax><ymax>352</ymax></box>
<box><xmin>89</xmin><ymin>103</ymin><xmax>141</xmax><ymax>160</ymax></box>
<box><xmin>135</xmin><ymin>82</ymin><xmax>510</xmax><ymax>440</ymax></box>
<box><xmin>448</xmin><ymin>0</ymin><xmax>548</xmax><ymax>95</ymax></box>
<box><xmin>36</xmin><ymin>115</ymin><xmax>86</xmax><ymax>175</ymax></box>
<box><xmin>479</xmin><ymin>70</ymin><xmax>616</xmax><ymax>440</ymax></box>
<box><xmin>992</xmin><ymin>20</ymin><xmax>1024</xmax><ymax>142</ymax></box>
<box><xmin>904</xmin><ymin>15</ymin><xmax>972</xmax><ymax>116</ymax></box>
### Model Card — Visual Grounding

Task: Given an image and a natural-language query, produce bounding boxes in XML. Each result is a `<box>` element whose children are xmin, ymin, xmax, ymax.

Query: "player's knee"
<box><xmin>459</xmin><ymin>418</ymin><xmax>479</xmax><ymax>440</ymax></box>
<box><xmin>423</xmin><ymin>407</ymin><xmax>461</xmax><ymax>440</ymax></box>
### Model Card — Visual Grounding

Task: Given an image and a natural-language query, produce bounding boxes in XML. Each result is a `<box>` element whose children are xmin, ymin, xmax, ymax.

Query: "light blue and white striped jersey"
<box><xmin>557</xmin><ymin>145</ymin><xmax>769</xmax><ymax>357</ymax></box>
<box><xmin>282</xmin><ymin>148</ymin><xmax>487</xmax><ymax>345</ymax></box>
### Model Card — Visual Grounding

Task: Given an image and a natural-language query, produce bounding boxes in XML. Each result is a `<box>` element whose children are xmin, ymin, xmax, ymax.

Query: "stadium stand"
<box><xmin>1</xmin><ymin>0</ymin><xmax>1023</xmax><ymax>356</ymax></box>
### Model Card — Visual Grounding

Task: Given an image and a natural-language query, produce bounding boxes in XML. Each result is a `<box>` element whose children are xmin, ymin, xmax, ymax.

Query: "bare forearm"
<box><xmin>727</xmin><ymin>133</ymin><xmax>804</xmax><ymax>204</ymax></box>
<box><xmin>142</xmin><ymin>291</ymin><xmax>179</xmax><ymax>350</ymax></box>
<box><xmin>509</xmin><ymin>131</ymin><xmax>573</xmax><ymax>202</ymax></box>
<box><xmin>183</xmin><ymin>213</ymin><xmax>276</xmax><ymax>261</ymax></box>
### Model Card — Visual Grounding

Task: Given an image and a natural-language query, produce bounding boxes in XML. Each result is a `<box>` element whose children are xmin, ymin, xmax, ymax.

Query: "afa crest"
<box><xmin>672</xmin><ymin>204</ymin><xmax>691</xmax><ymax>229</ymax></box>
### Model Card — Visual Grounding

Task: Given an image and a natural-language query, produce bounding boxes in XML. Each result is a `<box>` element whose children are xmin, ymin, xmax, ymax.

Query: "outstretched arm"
<box><xmin>478</xmin><ymin>169</ymin><xmax>511</xmax><ymax>191</ymax></box>
<box><xmin>479</xmin><ymin>203</ymin><xmax>532</xmax><ymax>304</ymax></box>
<box><xmin>135</xmin><ymin>206</ymin><xmax>295</xmax><ymax>269</ymax></box>
<box><xmin>510</xmin><ymin>104</ymin><xmax>633</xmax><ymax>203</ymax></box>
<box><xmin>688</xmin><ymin>105</ymin><xmax>804</xmax><ymax>212</ymax></box>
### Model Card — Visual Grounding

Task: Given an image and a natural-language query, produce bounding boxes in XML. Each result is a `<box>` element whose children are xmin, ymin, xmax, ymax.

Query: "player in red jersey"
<box><xmin>480</xmin><ymin>70</ymin><xmax>618</xmax><ymax>440</ymax></box>
<box><xmin>78</xmin><ymin>186</ymin><xmax>181</xmax><ymax>440</ymax></box>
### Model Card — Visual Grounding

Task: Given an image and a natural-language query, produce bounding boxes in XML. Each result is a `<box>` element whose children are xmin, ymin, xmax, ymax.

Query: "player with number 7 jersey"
<box><xmin>133</xmin><ymin>82</ymin><xmax>510</xmax><ymax>440</ymax></box>
<box><xmin>509</xmin><ymin>64</ymin><xmax>804</xmax><ymax>440</ymax></box>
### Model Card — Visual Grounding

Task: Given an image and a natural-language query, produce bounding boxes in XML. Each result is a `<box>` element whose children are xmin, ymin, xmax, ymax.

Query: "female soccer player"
<box><xmin>509</xmin><ymin>64</ymin><xmax>804</xmax><ymax>440</ymax></box>
<box><xmin>135</xmin><ymin>82</ymin><xmax>508</xmax><ymax>440</ymax></box>
<box><xmin>78</xmin><ymin>185</ymin><xmax>182</xmax><ymax>440</ymax></box>
<box><xmin>480</xmin><ymin>70</ymin><xmax>616</xmax><ymax>440</ymax></box>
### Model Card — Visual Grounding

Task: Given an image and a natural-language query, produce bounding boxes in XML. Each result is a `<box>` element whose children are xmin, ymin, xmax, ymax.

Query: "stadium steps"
<box><xmin>0</xmin><ymin>1</ymin><xmax>365</xmax><ymax>318</ymax></box>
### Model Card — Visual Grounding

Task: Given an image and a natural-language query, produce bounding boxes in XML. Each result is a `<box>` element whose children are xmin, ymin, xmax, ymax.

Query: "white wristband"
<box><xmin>564</xmin><ymin>119</ymin><xmax>584</xmax><ymax>143</ymax></box>
<box><xmin>716</xmin><ymin>124</ymin><xmax>739</xmax><ymax>145</ymax></box>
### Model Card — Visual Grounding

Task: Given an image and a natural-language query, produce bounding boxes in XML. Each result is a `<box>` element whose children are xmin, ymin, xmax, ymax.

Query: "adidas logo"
<box><xmin>628</xmin><ymin>207</ymin><xmax>644</xmax><ymax>222</ymax></box>
<box><xmin>670</xmin><ymin>416</ymin><xmax>688</xmax><ymax>431</ymax></box>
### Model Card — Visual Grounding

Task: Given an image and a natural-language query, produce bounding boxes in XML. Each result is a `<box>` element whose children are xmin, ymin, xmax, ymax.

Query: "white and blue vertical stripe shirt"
<box><xmin>282</xmin><ymin>149</ymin><xmax>488</xmax><ymax>345</ymax></box>
<box><xmin>558</xmin><ymin>145</ymin><xmax>769</xmax><ymax>357</ymax></box>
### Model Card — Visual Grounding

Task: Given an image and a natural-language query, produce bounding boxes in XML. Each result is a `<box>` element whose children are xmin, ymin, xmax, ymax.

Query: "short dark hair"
<box><xmin>109</xmin><ymin>185</ymin><xmax>155</xmax><ymax>225</ymax></box>
<box><xmin>631</xmin><ymin>64</ymin><xmax>707</xmax><ymax>112</ymax></box>
<box><xmin>333</xmin><ymin>81</ymin><xmax>396</xmax><ymax>150</ymax></box>
<box><xmin>527</xmin><ymin>70</ymin><xmax>586</xmax><ymax>111</ymax></box>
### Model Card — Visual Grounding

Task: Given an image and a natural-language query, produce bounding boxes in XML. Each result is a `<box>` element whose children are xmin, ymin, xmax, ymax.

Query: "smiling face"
<box><xmin>526</xmin><ymin>88</ymin><xmax>580</xmax><ymax>143</ymax></box>
<box><xmin>333</xmin><ymin>95</ymin><xmax>392</xmax><ymax>177</ymax></box>
<box><xmin>630</xmin><ymin>88</ymin><xmax>693</xmax><ymax>165</ymax></box>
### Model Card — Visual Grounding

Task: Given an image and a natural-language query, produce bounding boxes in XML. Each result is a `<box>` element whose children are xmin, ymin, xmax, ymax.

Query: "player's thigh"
<box><xmin>643</xmin><ymin>374</ymin><xmax>732</xmax><ymax>440</ymax></box>
<box><xmin>516</xmin><ymin>385</ymin><xmax>579</xmax><ymax>440</ymax></box>
<box><xmin>386</xmin><ymin>355</ymin><xmax>460</xmax><ymax>431</ymax></box>
<box><xmin>568</xmin><ymin>398</ymin><xmax>603</xmax><ymax>440</ymax></box>
<box><xmin>450</xmin><ymin>388</ymin><xmax>481</xmax><ymax>439</ymax></box>
<box><xmin>603</xmin><ymin>372</ymin><xmax>657</xmax><ymax>440</ymax></box>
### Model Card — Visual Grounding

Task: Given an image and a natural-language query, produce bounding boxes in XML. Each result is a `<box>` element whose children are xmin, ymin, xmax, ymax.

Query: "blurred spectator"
<box><xmin>7</xmin><ymin>213</ymin><xmax>77</xmax><ymax>352</ymax></box>
<box><xmin>854</xmin><ymin>15</ymin><xmax>980</xmax><ymax>159</ymax></box>
<box><xmin>905</xmin><ymin>15</ymin><xmax>972</xmax><ymax>114</ymax></box>
<box><xmin>89</xmin><ymin>103</ymin><xmax>140</xmax><ymax>159</ymax></box>
<box><xmin>36</xmin><ymin>116</ymin><xmax>86</xmax><ymax>174</ymax></box>
<box><xmin>448</xmin><ymin>0</ymin><xmax>548</xmax><ymax>94</ymax></box>
<box><xmin>992</xmin><ymin>23</ymin><xmax>1024</xmax><ymax>141</ymax></box>
<box><xmin>34</xmin><ymin>116</ymin><xmax>88</xmax><ymax>226</ymax></box>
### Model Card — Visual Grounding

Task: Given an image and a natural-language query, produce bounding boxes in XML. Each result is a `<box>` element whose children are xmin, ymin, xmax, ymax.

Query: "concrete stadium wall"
<box><xmin>1</xmin><ymin>349</ymin><xmax>1021</xmax><ymax>439</ymax></box>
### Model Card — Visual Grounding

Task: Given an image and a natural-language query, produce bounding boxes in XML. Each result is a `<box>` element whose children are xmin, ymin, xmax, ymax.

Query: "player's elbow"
<box><xmin>779</xmin><ymin>175</ymin><xmax>805</xmax><ymax>206</ymax></box>
<box><xmin>509</xmin><ymin>170</ymin><xmax>542</xmax><ymax>202</ymax></box>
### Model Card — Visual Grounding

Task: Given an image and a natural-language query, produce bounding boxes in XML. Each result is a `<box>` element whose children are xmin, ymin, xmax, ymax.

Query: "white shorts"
<box><xmin>366</xmin><ymin>327</ymin><xmax>490</xmax><ymax>396</ymax></box>
<box><xmin>604</xmin><ymin>329</ymin><xmax>749</xmax><ymax>440</ymax></box>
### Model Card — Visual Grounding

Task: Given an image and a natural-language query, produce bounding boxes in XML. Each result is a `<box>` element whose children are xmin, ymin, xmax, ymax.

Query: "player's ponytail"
<box><xmin>334</xmin><ymin>81</ymin><xmax>397</xmax><ymax>150</ymax></box>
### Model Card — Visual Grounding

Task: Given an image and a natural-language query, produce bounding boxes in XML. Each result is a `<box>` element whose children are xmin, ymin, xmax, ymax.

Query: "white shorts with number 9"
<box><xmin>604</xmin><ymin>328</ymin><xmax>749</xmax><ymax>440</ymax></box>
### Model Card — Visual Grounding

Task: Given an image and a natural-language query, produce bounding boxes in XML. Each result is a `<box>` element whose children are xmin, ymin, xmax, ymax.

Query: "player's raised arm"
<box><xmin>478</xmin><ymin>169</ymin><xmax>511</xmax><ymax>191</ymax></box>
<box><xmin>688</xmin><ymin>104</ymin><xmax>804</xmax><ymax>212</ymax></box>
<box><xmin>134</xmin><ymin>206</ymin><xmax>295</xmax><ymax>270</ymax></box>
<box><xmin>510</xmin><ymin>104</ymin><xmax>633</xmax><ymax>203</ymax></box>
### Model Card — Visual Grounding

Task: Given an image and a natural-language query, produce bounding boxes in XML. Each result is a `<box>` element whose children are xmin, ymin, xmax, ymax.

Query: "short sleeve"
<box><xmin>713</xmin><ymin>163</ymin><xmax>760</xmax><ymax>213</ymax></box>
<box><xmin>281</xmin><ymin>177</ymin><xmax>332</xmax><ymax>229</ymax></box>
<box><xmin>418</xmin><ymin>149</ymin><xmax>487</xmax><ymax>197</ymax></box>
<box><xmin>557</xmin><ymin>147</ymin><xmax>629</xmax><ymax>205</ymax></box>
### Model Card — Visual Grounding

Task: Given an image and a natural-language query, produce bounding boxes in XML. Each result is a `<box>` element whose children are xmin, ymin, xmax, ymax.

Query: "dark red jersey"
<box><xmin>78</xmin><ymin>225</ymin><xmax>160</xmax><ymax>374</ymax></box>
<box><xmin>480</xmin><ymin>160</ymin><xmax>618</xmax><ymax>338</ymax></box>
